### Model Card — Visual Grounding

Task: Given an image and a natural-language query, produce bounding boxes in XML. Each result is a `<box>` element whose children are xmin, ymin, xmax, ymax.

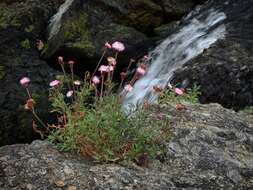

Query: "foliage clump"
<box><xmin>20</xmin><ymin>42</ymin><xmax>169</xmax><ymax>163</ymax></box>
<box><xmin>159</xmin><ymin>84</ymin><xmax>201</xmax><ymax>105</ymax></box>
<box><xmin>48</xmin><ymin>83</ymin><xmax>167</xmax><ymax>161</ymax></box>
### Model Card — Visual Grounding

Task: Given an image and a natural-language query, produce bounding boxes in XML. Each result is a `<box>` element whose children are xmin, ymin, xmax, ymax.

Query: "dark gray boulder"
<box><xmin>0</xmin><ymin>103</ymin><xmax>252</xmax><ymax>189</ymax></box>
<box><xmin>43</xmin><ymin>0</ymin><xmax>205</xmax><ymax>70</ymax></box>
<box><xmin>0</xmin><ymin>0</ymin><xmax>63</xmax><ymax>145</ymax></box>
<box><xmin>172</xmin><ymin>0</ymin><xmax>253</xmax><ymax>109</ymax></box>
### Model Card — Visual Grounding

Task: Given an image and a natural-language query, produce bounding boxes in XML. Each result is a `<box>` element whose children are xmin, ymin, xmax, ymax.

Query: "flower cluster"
<box><xmin>19</xmin><ymin>41</ymin><xmax>170</xmax><ymax>164</ymax></box>
<box><xmin>19</xmin><ymin>40</ymin><xmax>148</xmax><ymax>133</ymax></box>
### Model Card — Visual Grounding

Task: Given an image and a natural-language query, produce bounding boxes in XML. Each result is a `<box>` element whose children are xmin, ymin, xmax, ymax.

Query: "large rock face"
<box><xmin>0</xmin><ymin>103</ymin><xmax>252</xmax><ymax>189</ymax></box>
<box><xmin>43</xmin><ymin>0</ymin><xmax>203</xmax><ymax>71</ymax></box>
<box><xmin>0</xmin><ymin>0</ymin><xmax>205</xmax><ymax>145</ymax></box>
<box><xmin>0</xmin><ymin>0</ymin><xmax>63</xmax><ymax>145</ymax></box>
<box><xmin>172</xmin><ymin>0</ymin><xmax>253</xmax><ymax>109</ymax></box>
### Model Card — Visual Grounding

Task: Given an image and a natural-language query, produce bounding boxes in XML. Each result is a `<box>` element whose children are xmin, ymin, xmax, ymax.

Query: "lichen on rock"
<box><xmin>0</xmin><ymin>103</ymin><xmax>252</xmax><ymax>189</ymax></box>
<box><xmin>0</xmin><ymin>3</ymin><xmax>21</xmax><ymax>30</ymax></box>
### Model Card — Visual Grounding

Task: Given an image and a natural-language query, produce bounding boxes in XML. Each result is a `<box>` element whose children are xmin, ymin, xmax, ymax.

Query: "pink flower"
<box><xmin>49</xmin><ymin>80</ymin><xmax>60</xmax><ymax>87</ymax></box>
<box><xmin>20</xmin><ymin>77</ymin><xmax>30</xmax><ymax>87</ymax></box>
<box><xmin>68</xmin><ymin>60</ymin><xmax>74</xmax><ymax>65</ymax></box>
<box><xmin>112</xmin><ymin>41</ymin><xmax>125</xmax><ymax>52</ymax></box>
<box><xmin>105</xmin><ymin>42</ymin><xmax>112</xmax><ymax>49</ymax></box>
<box><xmin>109</xmin><ymin>65</ymin><xmax>114</xmax><ymax>72</ymax></box>
<box><xmin>143</xmin><ymin>55</ymin><xmax>149</xmax><ymax>60</ymax></box>
<box><xmin>98</xmin><ymin>65</ymin><xmax>109</xmax><ymax>73</ymax></box>
<box><xmin>92</xmin><ymin>76</ymin><xmax>100</xmax><ymax>85</ymax></box>
<box><xmin>124</xmin><ymin>84</ymin><xmax>133</xmax><ymax>92</ymax></box>
<box><xmin>175</xmin><ymin>88</ymin><xmax>184</xmax><ymax>95</ymax></box>
<box><xmin>107</xmin><ymin>57</ymin><xmax>116</xmax><ymax>66</ymax></box>
<box><xmin>58</xmin><ymin>56</ymin><xmax>64</xmax><ymax>64</ymax></box>
<box><xmin>136</xmin><ymin>67</ymin><xmax>145</xmax><ymax>75</ymax></box>
<box><xmin>74</xmin><ymin>80</ymin><xmax>81</xmax><ymax>86</ymax></box>
<box><xmin>66</xmin><ymin>90</ymin><xmax>73</xmax><ymax>98</ymax></box>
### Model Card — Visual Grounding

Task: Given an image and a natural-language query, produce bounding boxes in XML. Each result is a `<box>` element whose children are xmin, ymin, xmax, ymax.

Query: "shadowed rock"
<box><xmin>43</xmin><ymin>0</ymin><xmax>204</xmax><ymax>71</ymax></box>
<box><xmin>172</xmin><ymin>0</ymin><xmax>253</xmax><ymax>109</ymax></box>
<box><xmin>0</xmin><ymin>0</ymin><xmax>63</xmax><ymax>145</ymax></box>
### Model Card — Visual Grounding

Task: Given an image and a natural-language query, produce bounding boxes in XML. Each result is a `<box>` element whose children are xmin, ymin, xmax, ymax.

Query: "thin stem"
<box><xmin>60</xmin><ymin>64</ymin><xmax>71</xmax><ymax>90</ymax></box>
<box><xmin>63</xmin><ymin>114</ymin><xmax>67</xmax><ymax>126</ymax></box>
<box><xmin>115</xmin><ymin>52</ymin><xmax>118</xmax><ymax>60</ymax></box>
<box><xmin>31</xmin><ymin>108</ymin><xmax>47</xmax><ymax>129</ymax></box>
<box><xmin>70</xmin><ymin>64</ymin><xmax>75</xmax><ymax>96</ymax></box>
<box><xmin>60</xmin><ymin>64</ymin><xmax>67</xmax><ymax>78</ymax></box>
<box><xmin>94</xmin><ymin>86</ymin><xmax>98</xmax><ymax>98</ymax></box>
<box><xmin>111</xmin><ymin>52</ymin><xmax>118</xmax><ymax>82</ymax></box>
<box><xmin>129</xmin><ymin>73</ymin><xmax>138</xmax><ymax>86</ymax></box>
<box><xmin>70</xmin><ymin>65</ymin><xmax>74</xmax><ymax>82</ymax></box>
<box><xmin>26</xmin><ymin>87</ymin><xmax>31</xmax><ymax>99</ymax></box>
<box><xmin>100</xmin><ymin>75</ymin><xmax>105</xmax><ymax>99</ymax></box>
<box><xmin>126</xmin><ymin>59</ymin><xmax>134</xmax><ymax>74</ymax></box>
<box><xmin>118</xmin><ymin>59</ymin><xmax>134</xmax><ymax>92</ymax></box>
<box><xmin>104</xmin><ymin>71</ymin><xmax>111</xmax><ymax>96</ymax></box>
<box><xmin>91</xmin><ymin>49</ymin><xmax>107</xmax><ymax>82</ymax></box>
<box><xmin>119</xmin><ymin>79</ymin><xmax>124</xmax><ymax>91</ymax></box>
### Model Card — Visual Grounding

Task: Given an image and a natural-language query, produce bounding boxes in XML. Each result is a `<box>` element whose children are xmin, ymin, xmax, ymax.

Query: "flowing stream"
<box><xmin>122</xmin><ymin>8</ymin><xmax>227</xmax><ymax>112</ymax></box>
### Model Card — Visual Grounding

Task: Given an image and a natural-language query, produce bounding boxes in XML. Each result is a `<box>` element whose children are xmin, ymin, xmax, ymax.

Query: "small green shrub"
<box><xmin>20</xmin><ymin>42</ymin><xmax>169</xmax><ymax>163</ymax></box>
<box><xmin>48</xmin><ymin>83</ymin><xmax>168</xmax><ymax>161</ymax></box>
<box><xmin>159</xmin><ymin>84</ymin><xmax>201</xmax><ymax>104</ymax></box>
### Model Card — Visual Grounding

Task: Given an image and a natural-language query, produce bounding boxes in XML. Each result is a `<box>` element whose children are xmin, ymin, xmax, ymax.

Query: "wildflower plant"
<box><xmin>20</xmin><ymin>42</ymin><xmax>169</xmax><ymax>163</ymax></box>
<box><xmin>158</xmin><ymin>83</ymin><xmax>201</xmax><ymax>104</ymax></box>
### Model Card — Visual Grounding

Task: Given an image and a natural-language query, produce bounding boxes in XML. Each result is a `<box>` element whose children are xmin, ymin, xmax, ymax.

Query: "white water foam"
<box><xmin>48</xmin><ymin>0</ymin><xmax>75</xmax><ymax>40</ymax></box>
<box><xmin>123</xmin><ymin>9</ymin><xmax>227</xmax><ymax>112</ymax></box>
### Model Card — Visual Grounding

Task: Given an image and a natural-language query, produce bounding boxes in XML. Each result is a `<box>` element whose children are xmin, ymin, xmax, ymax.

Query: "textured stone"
<box><xmin>0</xmin><ymin>103</ymin><xmax>252</xmax><ymax>189</ymax></box>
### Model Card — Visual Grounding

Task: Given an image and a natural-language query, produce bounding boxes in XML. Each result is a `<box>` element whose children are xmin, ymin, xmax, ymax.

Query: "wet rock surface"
<box><xmin>0</xmin><ymin>103</ymin><xmax>252</xmax><ymax>189</ymax></box>
<box><xmin>172</xmin><ymin>0</ymin><xmax>253</xmax><ymax>109</ymax></box>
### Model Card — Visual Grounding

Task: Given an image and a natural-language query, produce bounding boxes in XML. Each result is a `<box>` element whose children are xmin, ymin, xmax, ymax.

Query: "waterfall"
<box><xmin>122</xmin><ymin>8</ymin><xmax>227</xmax><ymax>112</ymax></box>
<box><xmin>48</xmin><ymin>0</ymin><xmax>75</xmax><ymax>40</ymax></box>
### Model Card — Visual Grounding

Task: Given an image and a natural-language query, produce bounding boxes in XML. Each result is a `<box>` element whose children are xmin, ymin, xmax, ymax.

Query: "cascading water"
<box><xmin>123</xmin><ymin>8</ymin><xmax>227</xmax><ymax>112</ymax></box>
<box><xmin>48</xmin><ymin>0</ymin><xmax>75</xmax><ymax>40</ymax></box>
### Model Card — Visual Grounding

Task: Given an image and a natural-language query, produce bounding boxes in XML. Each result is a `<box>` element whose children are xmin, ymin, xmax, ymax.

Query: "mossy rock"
<box><xmin>161</xmin><ymin>0</ymin><xmax>195</xmax><ymax>18</ymax></box>
<box><xmin>117</xmin><ymin>0</ymin><xmax>163</xmax><ymax>33</ymax></box>
<box><xmin>20</xmin><ymin>39</ymin><xmax>31</xmax><ymax>49</ymax></box>
<box><xmin>62</xmin><ymin>12</ymin><xmax>95</xmax><ymax>58</ymax></box>
<box><xmin>42</xmin><ymin>11</ymin><xmax>95</xmax><ymax>59</ymax></box>
<box><xmin>0</xmin><ymin>0</ymin><xmax>64</xmax><ymax>146</ymax></box>
<box><xmin>0</xmin><ymin>3</ymin><xmax>21</xmax><ymax>29</ymax></box>
<box><xmin>125</xmin><ymin>11</ymin><xmax>162</xmax><ymax>33</ymax></box>
<box><xmin>154</xmin><ymin>21</ymin><xmax>179</xmax><ymax>38</ymax></box>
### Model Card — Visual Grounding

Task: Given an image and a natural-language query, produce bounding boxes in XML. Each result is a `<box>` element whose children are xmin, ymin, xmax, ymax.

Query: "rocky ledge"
<box><xmin>0</xmin><ymin>103</ymin><xmax>252</xmax><ymax>189</ymax></box>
